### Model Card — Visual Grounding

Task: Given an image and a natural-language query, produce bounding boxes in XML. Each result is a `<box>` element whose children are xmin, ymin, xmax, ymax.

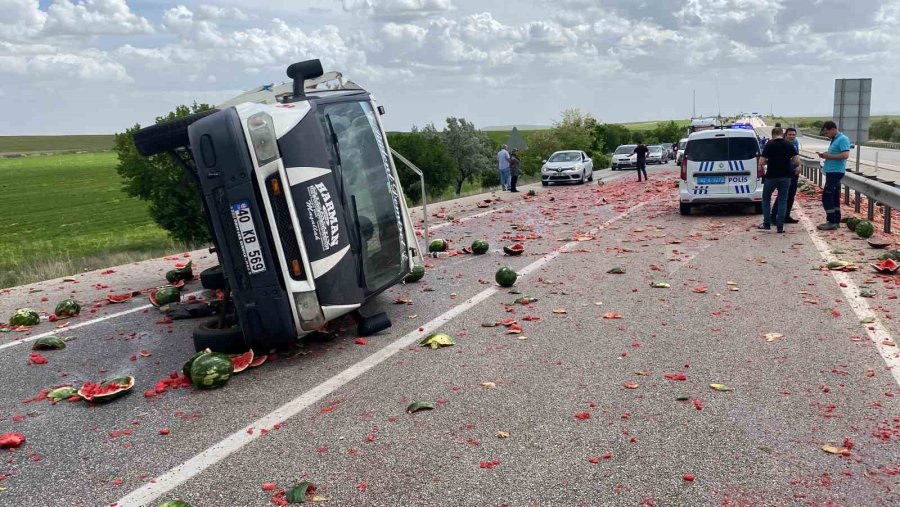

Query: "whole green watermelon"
<box><xmin>9</xmin><ymin>308</ymin><xmax>40</xmax><ymax>326</ymax></box>
<box><xmin>855</xmin><ymin>220</ymin><xmax>875</xmax><ymax>239</ymax></box>
<box><xmin>428</xmin><ymin>239</ymin><xmax>448</xmax><ymax>253</ymax></box>
<box><xmin>190</xmin><ymin>352</ymin><xmax>234</xmax><ymax>389</ymax></box>
<box><xmin>495</xmin><ymin>267</ymin><xmax>517</xmax><ymax>288</ymax></box>
<box><xmin>404</xmin><ymin>265</ymin><xmax>425</xmax><ymax>283</ymax></box>
<box><xmin>846</xmin><ymin>217</ymin><xmax>861</xmax><ymax>232</ymax></box>
<box><xmin>471</xmin><ymin>239</ymin><xmax>489</xmax><ymax>255</ymax></box>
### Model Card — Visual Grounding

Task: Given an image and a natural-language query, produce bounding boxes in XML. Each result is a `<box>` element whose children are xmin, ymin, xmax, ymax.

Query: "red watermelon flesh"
<box><xmin>873</xmin><ymin>258</ymin><xmax>900</xmax><ymax>273</ymax></box>
<box><xmin>231</xmin><ymin>350</ymin><xmax>254</xmax><ymax>373</ymax></box>
<box><xmin>249</xmin><ymin>355</ymin><xmax>267</xmax><ymax>368</ymax></box>
<box><xmin>106</xmin><ymin>293</ymin><xmax>133</xmax><ymax>304</ymax></box>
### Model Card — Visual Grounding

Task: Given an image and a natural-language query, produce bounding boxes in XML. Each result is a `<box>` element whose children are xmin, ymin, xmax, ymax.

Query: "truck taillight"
<box><xmin>680</xmin><ymin>156</ymin><xmax>687</xmax><ymax>180</ymax></box>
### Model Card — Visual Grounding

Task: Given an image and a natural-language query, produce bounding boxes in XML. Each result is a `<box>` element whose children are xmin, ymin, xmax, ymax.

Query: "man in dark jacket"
<box><xmin>758</xmin><ymin>127</ymin><xmax>800</xmax><ymax>233</ymax></box>
<box><xmin>509</xmin><ymin>149</ymin><xmax>521</xmax><ymax>192</ymax></box>
<box><xmin>632</xmin><ymin>143</ymin><xmax>649</xmax><ymax>182</ymax></box>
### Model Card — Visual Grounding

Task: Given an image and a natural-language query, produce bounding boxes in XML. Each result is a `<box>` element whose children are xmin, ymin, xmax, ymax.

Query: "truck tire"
<box><xmin>679</xmin><ymin>203</ymin><xmax>692</xmax><ymax>216</ymax></box>
<box><xmin>192</xmin><ymin>316</ymin><xmax>248</xmax><ymax>354</ymax></box>
<box><xmin>133</xmin><ymin>110</ymin><xmax>218</xmax><ymax>157</ymax></box>
<box><xmin>753</xmin><ymin>203</ymin><xmax>763</xmax><ymax>214</ymax></box>
<box><xmin>200</xmin><ymin>265</ymin><xmax>226</xmax><ymax>290</ymax></box>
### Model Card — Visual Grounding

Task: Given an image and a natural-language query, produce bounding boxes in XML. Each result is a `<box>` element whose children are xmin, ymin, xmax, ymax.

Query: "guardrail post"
<box><xmin>886</xmin><ymin>206</ymin><xmax>892</xmax><ymax>233</ymax></box>
<box><xmin>854</xmin><ymin>191</ymin><xmax>860</xmax><ymax>213</ymax></box>
<box><xmin>844</xmin><ymin>184</ymin><xmax>850</xmax><ymax>205</ymax></box>
<box><xmin>868</xmin><ymin>198</ymin><xmax>876</xmax><ymax>221</ymax></box>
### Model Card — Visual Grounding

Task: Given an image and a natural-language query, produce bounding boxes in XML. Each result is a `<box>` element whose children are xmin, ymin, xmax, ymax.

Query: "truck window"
<box><xmin>319</xmin><ymin>101</ymin><xmax>405</xmax><ymax>291</ymax></box>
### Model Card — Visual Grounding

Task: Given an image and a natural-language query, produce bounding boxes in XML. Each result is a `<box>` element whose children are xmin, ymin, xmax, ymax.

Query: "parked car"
<box><xmin>541</xmin><ymin>150</ymin><xmax>593</xmax><ymax>186</ymax></box>
<box><xmin>611</xmin><ymin>144</ymin><xmax>637</xmax><ymax>170</ymax></box>
<box><xmin>647</xmin><ymin>145</ymin><xmax>668</xmax><ymax>164</ymax></box>
<box><xmin>133</xmin><ymin>59</ymin><xmax>422</xmax><ymax>353</ymax></box>
<box><xmin>678</xmin><ymin>128</ymin><xmax>762</xmax><ymax>216</ymax></box>
<box><xmin>675</xmin><ymin>138</ymin><xmax>689</xmax><ymax>164</ymax></box>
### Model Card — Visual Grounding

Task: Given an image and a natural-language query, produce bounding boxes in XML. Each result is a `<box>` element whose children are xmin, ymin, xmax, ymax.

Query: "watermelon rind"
<box><xmin>150</xmin><ymin>286</ymin><xmax>181</xmax><ymax>308</ymax></box>
<box><xmin>157</xmin><ymin>501</ymin><xmax>191</xmax><ymax>507</ymax></box>
<box><xmin>165</xmin><ymin>261</ymin><xmax>193</xmax><ymax>284</ymax></box>
<box><xmin>32</xmin><ymin>336</ymin><xmax>66</xmax><ymax>350</ymax></box>
<box><xmin>54</xmin><ymin>299</ymin><xmax>81</xmax><ymax>318</ymax></box>
<box><xmin>190</xmin><ymin>352</ymin><xmax>234</xmax><ymax>389</ymax></box>
<box><xmin>503</xmin><ymin>244</ymin><xmax>525</xmax><ymax>256</ymax></box>
<box><xmin>9</xmin><ymin>308</ymin><xmax>40</xmax><ymax>327</ymax></box>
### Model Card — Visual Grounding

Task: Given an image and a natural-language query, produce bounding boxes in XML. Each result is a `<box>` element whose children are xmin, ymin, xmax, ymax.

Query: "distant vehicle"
<box><xmin>689</xmin><ymin>117</ymin><xmax>720</xmax><ymax>133</ymax></box>
<box><xmin>611</xmin><ymin>144</ymin><xmax>637</xmax><ymax>170</ymax></box>
<box><xmin>678</xmin><ymin>128</ymin><xmax>762</xmax><ymax>216</ymax></box>
<box><xmin>647</xmin><ymin>145</ymin><xmax>668</xmax><ymax>164</ymax></box>
<box><xmin>675</xmin><ymin>138</ymin><xmax>689</xmax><ymax>164</ymax></box>
<box><xmin>541</xmin><ymin>150</ymin><xmax>593</xmax><ymax>186</ymax></box>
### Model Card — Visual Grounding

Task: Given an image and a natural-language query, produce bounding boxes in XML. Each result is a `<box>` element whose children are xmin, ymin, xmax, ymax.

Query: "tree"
<box><xmin>115</xmin><ymin>103</ymin><xmax>214</xmax><ymax>244</ymax></box>
<box><xmin>388</xmin><ymin>128</ymin><xmax>456</xmax><ymax>201</ymax></box>
<box><xmin>651</xmin><ymin>120</ymin><xmax>685</xmax><ymax>145</ymax></box>
<box><xmin>552</xmin><ymin>109</ymin><xmax>596</xmax><ymax>155</ymax></box>
<box><xmin>439</xmin><ymin>117</ymin><xmax>494</xmax><ymax>195</ymax></box>
<box><xmin>592</xmin><ymin>123</ymin><xmax>633</xmax><ymax>154</ymax></box>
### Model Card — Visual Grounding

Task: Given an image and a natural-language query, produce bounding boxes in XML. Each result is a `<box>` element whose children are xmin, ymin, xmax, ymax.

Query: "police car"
<box><xmin>678</xmin><ymin>127</ymin><xmax>762</xmax><ymax>216</ymax></box>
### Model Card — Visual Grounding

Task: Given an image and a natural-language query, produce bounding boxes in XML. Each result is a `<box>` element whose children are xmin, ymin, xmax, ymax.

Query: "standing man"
<box><xmin>773</xmin><ymin>127</ymin><xmax>802</xmax><ymax>223</ymax></box>
<box><xmin>632</xmin><ymin>142</ymin><xmax>649</xmax><ymax>182</ymax></box>
<box><xmin>816</xmin><ymin>121</ymin><xmax>851</xmax><ymax>230</ymax></box>
<box><xmin>509</xmin><ymin>149</ymin><xmax>521</xmax><ymax>192</ymax></box>
<box><xmin>758</xmin><ymin>127</ymin><xmax>800</xmax><ymax>233</ymax></box>
<box><xmin>497</xmin><ymin>144</ymin><xmax>511</xmax><ymax>191</ymax></box>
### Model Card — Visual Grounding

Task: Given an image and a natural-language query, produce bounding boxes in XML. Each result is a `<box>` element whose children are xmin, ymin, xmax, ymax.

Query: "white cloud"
<box><xmin>43</xmin><ymin>0</ymin><xmax>154</xmax><ymax>35</ymax></box>
<box><xmin>0</xmin><ymin>41</ymin><xmax>132</xmax><ymax>82</ymax></box>
<box><xmin>343</xmin><ymin>0</ymin><xmax>454</xmax><ymax>19</ymax></box>
<box><xmin>0</xmin><ymin>0</ymin><xmax>47</xmax><ymax>40</ymax></box>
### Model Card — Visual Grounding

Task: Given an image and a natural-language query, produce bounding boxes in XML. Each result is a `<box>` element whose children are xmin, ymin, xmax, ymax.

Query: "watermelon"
<box><xmin>150</xmin><ymin>286</ymin><xmax>181</xmax><ymax>307</ymax></box>
<box><xmin>77</xmin><ymin>376</ymin><xmax>135</xmax><ymax>403</ymax></box>
<box><xmin>495</xmin><ymin>267</ymin><xmax>517</xmax><ymax>287</ymax></box>
<box><xmin>190</xmin><ymin>352</ymin><xmax>234</xmax><ymax>389</ymax></box>
<box><xmin>32</xmin><ymin>336</ymin><xmax>66</xmax><ymax>350</ymax></box>
<box><xmin>872</xmin><ymin>258</ymin><xmax>900</xmax><ymax>273</ymax></box>
<box><xmin>158</xmin><ymin>501</ymin><xmax>191</xmax><ymax>507</ymax></box>
<box><xmin>868</xmin><ymin>236</ymin><xmax>892</xmax><ymax>249</ymax></box>
<box><xmin>106</xmin><ymin>293</ymin><xmax>134</xmax><ymax>304</ymax></box>
<box><xmin>404</xmin><ymin>265</ymin><xmax>425</xmax><ymax>283</ymax></box>
<box><xmin>428</xmin><ymin>239</ymin><xmax>449</xmax><ymax>253</ymax></box>
<box><xmin>846</xmin><ymin>217</ymin><xmax>861</xmax><ymax>231</ymax></box>
<box><xmin>471</xmin><ymin>239</ymin><xmax>489</xmax><ymax>255</ymax></box>
<box><xmin>878</xmin><ymin>249</ymin><xmax>900</xmax><ymax>261</ymax></box>
<box><xmin>231</xmin><ymin>350</ymin><xmax>254</xmax><ymax>373</ymax></box>
<box><xmin>166</xmin><ymin>261</ymin><xmax>193</xmax><ymax>284</ymax></box>
<box><xmin>9</xmin><ymin>308</ymin><xmax>39</xmax><ymax>327</ymax></box>
<box><xmin>527</xmin><ymin>189</ymin><xmax>536</xmax><ymax>197</ymax></box>
<box><xmin>249</xmin><ymin>355</ymin><xmax>268</xmax><ymax>368</ymax></box>
<box><xmin>856</xmin><ymin>220</ymin><xmax>875</xmax><ymax>239</ymax></box>
<box><xmin>182</xmin><ymin>348</ymin><xmax>211</xmax><ymax>378</ymax></box>
<box><xmin>503</xmin><ymin>243</ymin><xmax>525</xmax><ymax>256</ymax></box>
<box><xmin>54</xmin><ymin>299</ymin><xmax>81</xmax><ymax>318</ymax></box>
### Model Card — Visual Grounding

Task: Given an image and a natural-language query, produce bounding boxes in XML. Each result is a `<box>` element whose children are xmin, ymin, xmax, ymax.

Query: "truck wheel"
<box><xmin>679</xmin><ymin>203</ymin><xmax>692</xmax><ymax>216</ymax></box>
<box><xmin>192</xmin><ymin>316</ymin><xmax>248</xmax><ymax>354</ymax></box>
<box><xmin>133</xmin><ymin>109</ymin><xmax>218</xmax><ymax>157</ymax></box>
<box><xmin>753</xmin><ymin>203</ymin><xmax>763</xmax><ymax>214</ymax></box>
<box><xmin>200</xmin><ymin>265</ymin><xmax>226</xmax><ymax>290</ymax></box>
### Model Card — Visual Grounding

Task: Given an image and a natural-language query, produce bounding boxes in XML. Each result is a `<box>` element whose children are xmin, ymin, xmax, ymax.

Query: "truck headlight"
<box><xmin>247</xmin><ymin>112</ymin><xmax>280</xmax><ymax>166</ymax></box>
<box><xmin>294</xmin><ymin>291</ymin><xmax>325</xmax><ymax>331</ymax></box>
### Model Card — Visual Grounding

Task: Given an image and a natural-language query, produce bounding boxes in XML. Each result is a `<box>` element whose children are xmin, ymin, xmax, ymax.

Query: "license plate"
<box><xmin>697</xmin><ymin>176</ymin><xmax>725</xmax><ymax>184</ymax></box>
<box><xmin>230</xmin><ymin>200</ymin><xmax>267</xmax><ymax>274</ymax></box>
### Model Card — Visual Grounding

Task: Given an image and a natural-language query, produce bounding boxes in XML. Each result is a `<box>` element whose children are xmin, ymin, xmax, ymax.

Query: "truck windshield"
<box><xmin>319</xmin><ymin>101</ymin><xmax>406</xmax><ymax>292</ymax></box>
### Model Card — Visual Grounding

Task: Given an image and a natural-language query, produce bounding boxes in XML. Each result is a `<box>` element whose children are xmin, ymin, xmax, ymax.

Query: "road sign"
<box><xmin>833</xmin><ymin>78</ymin><xmax>872</xmax><ymax>144</ymax></box>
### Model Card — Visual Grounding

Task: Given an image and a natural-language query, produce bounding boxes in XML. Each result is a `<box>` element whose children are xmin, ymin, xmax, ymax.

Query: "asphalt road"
<box><xmin>0</xmin><ymin>161</ymin><xmax>898</xmax><ymax>507</ymax></box>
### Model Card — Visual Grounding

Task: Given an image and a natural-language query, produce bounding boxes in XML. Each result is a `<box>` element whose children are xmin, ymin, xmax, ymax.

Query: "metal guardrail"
<box><xmin>867</xmin><ymin>141</ymin><xmax>900</xmax><ymax>150</ymax></box>
<box><xmin>799</xmin><ymin>156</ymin><xmax>900</xmax><ymax>232</ymax></box>
<box><xmin>390</xmin><ymin>148</ymin><xmax>429</xmax><ymax>245</ymax></box>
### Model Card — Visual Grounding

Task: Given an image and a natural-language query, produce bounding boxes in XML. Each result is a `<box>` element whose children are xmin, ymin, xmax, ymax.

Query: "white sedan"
<box><xmin>541</xmin><ymin>150</ymin><xmax>593</xmax><ymax>186</ymax></box>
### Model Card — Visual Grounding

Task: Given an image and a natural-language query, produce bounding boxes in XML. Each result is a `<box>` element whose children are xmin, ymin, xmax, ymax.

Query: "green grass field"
<box><xmin>0</xmin><ymin>152</ymin><xmax>188</xmax><ymax>288</ymax></box>
<box><xmin>621</xmin><ymin>119</ymin><xmax>690</xmax><ymax>132</ymax></box>
<box><xmin>0</xmin><ymin>135</ymin><xmax>115</xmax><ymax>155</ymax></box>
<box><xmin>485</xmin><ymin>129</ymin><xmax>545</xmax><ymax>149</ymax></box>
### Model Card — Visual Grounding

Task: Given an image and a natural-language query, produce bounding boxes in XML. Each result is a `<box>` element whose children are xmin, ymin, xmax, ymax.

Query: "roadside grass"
<box><xmin>621</xmin><ymin>119</ymin><xmax>690</xmax><ymax>132</ymax></box>
<box><xmin>0</xmin><ymin>152</ymin><xmax>193</xmax><ymax>288</ymax></box>
<box><xmin>0</xmin><ymin>135</ymin><xmax>115</xmax><ymax>155</ymax></box>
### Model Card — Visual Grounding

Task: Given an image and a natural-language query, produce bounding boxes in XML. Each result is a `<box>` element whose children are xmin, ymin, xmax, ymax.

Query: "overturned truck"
<box><xmin>134</xmin><ymin>60</ymin><xmax>423</xmax><ymax>353</ymax></box>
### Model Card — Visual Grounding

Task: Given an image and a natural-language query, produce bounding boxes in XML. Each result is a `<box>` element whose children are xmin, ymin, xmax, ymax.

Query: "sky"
<box><xmin>2</xmin><ymin>0</ymin><xmax>900</xmax><ymax>135</ymax></box>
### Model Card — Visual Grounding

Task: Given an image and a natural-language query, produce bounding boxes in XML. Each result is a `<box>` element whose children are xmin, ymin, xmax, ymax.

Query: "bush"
<box><xmin>115</xmin><ymin>103</ymin><xmax>214</xmax><ymax>244</ymax></box>
<box><xmin>593</xmin><ymin>123</ymin><xmax>632</xmax><ymax>154</ymax></box>
<box><xmin>388</xmin><ymin>130</ymin><xmax>456</xmax><ymax>200</ymax></box>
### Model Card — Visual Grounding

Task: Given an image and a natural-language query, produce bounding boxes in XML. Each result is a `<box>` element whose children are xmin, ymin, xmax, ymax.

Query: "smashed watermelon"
<box><xmin>157</xmin><ymin>501</ymin><xmax>191</xmax><ymax>507</ymax></box>
<box><xmin>106</xmin><ymin>292</ymin><xmax>134</xmax><ymax>304</ymax></box>
<box><xmin>231</xmin><ymin>350</ymin><xmax>254</xmax><ymax>373</ymax></box>
<box><xmin>9</xmin><ymin>308</ymin><xmax>39</xmax><ymax>327</ymax></box>
<box><xmin>190</xmin><ymin>352</ymin><xmax>234</xmax><ymax>389</ymax></box>
<box><xmin>54</xmin><ymin>299</ymin><xmax>81</xmax><ymax>318</ymax></box>
<box><xmin>78</xmin><ymin>376</ymin><xmax>135</xmax><ymax>403</ymax></box>
<box><xmin>165</xmin><ymin>261</ymin><xmax>193</xmax><ymax>284</ymax></box>
<box><xmin>872</xmin><ymin>258</ymin><xmax>900</xmax><ymax>273</ymax></box>
<box><xmin>503</xmin><ymin>243</ymin><xmax>525</xmax><ymax>256</ymax></box>
<box><xmin>150</xmin><ymin>286</ymin><xmax>181</xmax><ymax>307</ymax></box>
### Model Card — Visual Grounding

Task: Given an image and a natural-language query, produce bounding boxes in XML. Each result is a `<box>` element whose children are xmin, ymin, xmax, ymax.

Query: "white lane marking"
<box><xmin>0</xmin><ymin>290</ymin><xmax>205</xmax><ymax>352</ymax></box>
<box><xmin>114</xmin><ymin>196</ymin><xmax>657</xmax><ymax>507</ymax></box>
<box><xmin>797</xmin><ymin>208</ymin><xmax>900</xmax><ymax>387</ymax></box>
